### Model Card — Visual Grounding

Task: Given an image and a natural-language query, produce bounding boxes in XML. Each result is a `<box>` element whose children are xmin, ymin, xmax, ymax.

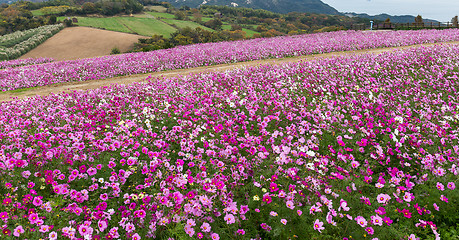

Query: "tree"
<box><xmin>231</xmin><ymin>24</ymin><xmax>242</xmax><ymax>31</ymax></box>
<box><xmin>174</xmin><ymin>11</ymin><xmax>186</xmax><ymax>20</ymax></box>
<box><xmin>48</xmin><ymin>15</ymin><xmax>57</xmax><ymax>24</ymax></box>
<box><xmin>81</xmin><ymin>2</ymin><xmax>97</xmax><ymax>14</ymax></box>
<box><xmin>204</xmin><ymin>18</ymin><xmax>222</xmax><ymax>30</ymax></box>
<box><xmin>452</xmin><ymin>16</ymin><xmax>458</xmax><ymax>28</ymax></box>
<box><xmin>415</xmin><ymin>15</ymin><xmax>424</xmax><ymax>27</ymax></box>
<box><xmin>384</xmin><ymin>18</ymin><xmax>391</xmax><ymax>23</ymax></box>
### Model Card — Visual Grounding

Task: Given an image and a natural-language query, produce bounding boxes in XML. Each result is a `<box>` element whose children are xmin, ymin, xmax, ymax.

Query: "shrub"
<box><xmin>110</xmin><ymin>47</ymin><xmax>121</xmax><ymax>55</ymax></box>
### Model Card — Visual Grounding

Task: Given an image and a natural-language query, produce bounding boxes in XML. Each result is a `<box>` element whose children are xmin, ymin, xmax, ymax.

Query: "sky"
<box><xmin>321</xmin><ymin>0</ymin><xmax>459</xmax><ymax>22</ymax></box>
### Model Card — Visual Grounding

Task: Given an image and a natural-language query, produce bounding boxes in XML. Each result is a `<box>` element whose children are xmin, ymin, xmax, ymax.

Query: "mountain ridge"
<box><xmin>168</xmin><ymin>0</ymin><xmax>340</xmax><ymax>15</ymax></box>
<box><xmin>344</xmin><ymin>12</ymin><xmax>439</xmax><ymax>23</ymax></box>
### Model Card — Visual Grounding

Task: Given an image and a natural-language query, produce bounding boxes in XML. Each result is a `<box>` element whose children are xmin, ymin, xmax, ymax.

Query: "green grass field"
<box><xmin>162</xmin><ymin>19</ymin><xmax>214</xmax><ymax>31</ymax></box>
<box><xmin>221</xmin><ymin>24</ymin><xmax>259</xmax><ymax>37</ymax></box>
<box><xmin>31</xmin><ymin>9</ymin><xmax>44</xmax><ymax>16</ymax></box>
<box><xmin>116</xmin><ymin>17</ymin><xmax>176</xmax><ymax>37</ymax></box>
<box><xmin>201</xmin><ymin>17</ymin><xmax>214</xmax><ymax>22</ymax></box>
<box><xmin>145</xmin><ymin>5</ymin><xmax>167</xmax><ymax>12</ymax></box>
<box><xmin>242</xmin><ymin>28</ymin><xmax>259</xmax><ymax>37</ymax></box>
<box><xmin>57</xmin><ymin>14</ymin><xmax>258</xmax><ymax>38</ymax></box>
<box><xmin>146</xmin><ymin>11</ymin><xmax>175</xmax><ymax>19</ymax></box>
<box><xmin>221</xmin><ymin>24</ymin><xmax>231</xmax><ymax>30</ymax></box>
<box><xmin>58</xmin><ymin>17</ymin><xmax>132</xmax><ymax>33</ymax></box>
<box><xmin>58</xmin><ymin>16</ymin><xmax>177</xmax><ymax>37</ymax></box>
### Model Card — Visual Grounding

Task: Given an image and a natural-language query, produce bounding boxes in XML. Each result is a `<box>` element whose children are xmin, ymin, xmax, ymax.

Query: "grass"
<box><xmin>201</xmin><ymin>17</ymin><xmax>213</xmax><ymax>22</ymax></box>
<box><xmin>58</xmin><ymin>16</ymin><xmax>177</xmax><ymax>37</ymax></box>
<box><xmin>221</xmin><ymin>24</ymin><xmax>231</xmax><ymax>30</ymax></box>
<box><xmin>31</xmin><ymin>9</ymin><xmax>44</xmax><ymax>16</ymax></box>
<box><xmin>56</xmin><ymin>14</ymin><xmax>257</xmax><ymax>38</ymax></box>
<box><xmin>242</xmin><ymin>28</ymin><xmax>259</xmax><ymax>37</ymax></box>
<box><xmin>116</xmin><ymin>17</ymin><xmax>177</xmax><ymax>37</ymax></box>
<box><xmin>145</xmin><ymin>5</ymin><xmax>167</xmax><ymax>12</ymax></box>
<box><xmin>219</xmin><ymin>25</ymin><xmax>259</xmax><ymax>37</ymax></box>
<box><xmin>146</xmin><ymin>11</ymin><xmax>175</xmax><ymax>19</ymax></box>
<box><xmin>58</xmin><ymin>16</ymin><xmax>132</xmax><ymax>33</ymax></box>
<box><xmin>162</xmin><ymin>19</ymin><xmax>214</xmax><ymax>31</ymax></box>
<box><xmin>0</xmin><ymin>86</ymin><xmax>39</xmax><ymax>94</ymax></box>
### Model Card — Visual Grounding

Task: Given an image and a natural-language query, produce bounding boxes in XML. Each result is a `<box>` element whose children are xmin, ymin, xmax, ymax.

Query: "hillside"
<box><xmin>163</xmin><ymin>0</ymin><xmax>340</xmax><ymax>15</ymax></box>
<box><xmin>345</xmin><ymin>13</ymin><xmax>439</xmax><ymax>23</ymax></box>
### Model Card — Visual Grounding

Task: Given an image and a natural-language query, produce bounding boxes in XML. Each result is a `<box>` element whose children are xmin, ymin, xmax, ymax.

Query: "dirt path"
<box><xmin>20</xmin><ymin>27</ymin><xmax>145</xmax><ymax>61</ymax></box>
<box><xmin>3</xmin><ymin>41</ymin><xmax>459</xmax><ymax>102</ymax></box>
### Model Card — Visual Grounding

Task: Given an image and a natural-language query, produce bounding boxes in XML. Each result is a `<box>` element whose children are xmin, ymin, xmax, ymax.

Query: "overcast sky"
<box><xmin>321</xmin><ymin>0</ymin><xmax>459</xmax><ymax>22</ymax></box>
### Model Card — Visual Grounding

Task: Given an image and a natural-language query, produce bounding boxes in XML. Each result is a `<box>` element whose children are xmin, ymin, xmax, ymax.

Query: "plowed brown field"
<box><xmin>19</xmin><ymin>27</ymin><xmax>145</xmax><ymax>61</ymax></box>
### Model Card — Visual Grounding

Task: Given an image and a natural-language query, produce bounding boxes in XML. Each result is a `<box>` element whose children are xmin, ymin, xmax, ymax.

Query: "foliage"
<box><xmin>110</xmin><ymin>47</ymin><xmax>121</xmax><ymax>54</ymax></box>
<box><xmin>0</xmin><ymin>24</ymin><xmax>64</xmax><ymax>60</ymax></box>
<box><xmin>0</xmin><ymin>2</ymin><xmax>52</xmax><ymax>35</ymax></box>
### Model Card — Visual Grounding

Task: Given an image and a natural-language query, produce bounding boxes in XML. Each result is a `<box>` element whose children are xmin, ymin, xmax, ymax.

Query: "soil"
<box><xmin>3</xmin><ymin>41</ymin><xmax>458</xmax><ymax>102</ymax></box>
<box><xmin>19</xmin><ymin>27</ymin><xmax>145</xmax><ymax>61</ymax></box>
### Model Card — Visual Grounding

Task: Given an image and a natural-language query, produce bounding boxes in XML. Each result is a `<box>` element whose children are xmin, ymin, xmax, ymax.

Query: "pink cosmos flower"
<box><xmin>13</xmin><ymin>226</ymin><xmax>24</xmax><ymax>237</ymax></box>
<box><xmin>201</xmin><ymin>222</ymin><xmax>211</xmax><ymax>232</ymax></box>
<box><xmin>375</xmin><ymin>207</ymin><xmax>386</xmax><ymax>215</ymax></box>
<box><xmin>376</xmin><ymin>194</ymin><xmax>391</xmax><ymax>204</ymax></box>
<box><xmin>240</xmin><ymin>205</ymin><xmax>249</xmax><ymax>214</ymax></box>
<box><xmin>132</xmin><ymin>233</ymin><xmax>141</xmax><ymax>240</ymax></box>
<box><xmin>211</xmin><ymin>233</ymin><xmax>220</xmax><ymax>240</ymax></box>
<box><xmin>408</xmin><ymin>234</ymin><xmax>419</xmax><ymax>240</ymax></box>
<box><xmin>39</xmin><ymin>225</ymin><xmax>50</xmax><ymax>233</ymax></box>
<box><xmin>403</xmin><ymin>192</ymin><xmax>413</xmax><ymax>202</ymax></box>
<box><xmin>400</xmin><ymin>209</ymin><xmax>412</xmax><ymax>218</ymax></box>
<box><xmin>286</xmin><ymin>200</ymin><xmax>295</xmax><ymax>210</ymax></box>
<box><xmin>370</xmin><ymin>215</ymin><xmax>383</xmax><ymax>226</ymax></box>
<box><xmin>29</xmin><ymin>213</ymin><xmax>39</xmax><ymax>224</ymax></box>
<box><xmin>440</xmin><ymin>195</ymin><xmax>448</xmax><ymax>203</ymax></box>
<box><xmin>313</xmin><ymin>219</ymin><xmax>324</xmax><ymax>233</ymax></box>
<box><xmin>78</xmin><ymin>225</ymin><xmax>91</xmax><ymax>236</ymax></box>
<box><xmin>100</xmin><ymin>193</ymin><xmax>108</xmax><ymax>201</ymax></box>
<box><xmin>447</xmin><ymin>182</ymin><xmax>455</xmax><ymax>190</ymax></box>
<box><xmin>350</xmin><ymin>160</ymin><xmax>360</xmax><ymax>168</ymax></box>
<box><xmin>49</xmin><ymin>231</ymin><xmax>58</xmax><ymax>240</ymax></box>
<box><xmin>281</xmin><ymin>219</ymin><xmax>287</xmax><ymax>225</ymax></box>
<box><xmin>436</xmin><ymin>182</ymin><xmax>445</xmax><ymax>191</ymax></box>
<box><xmin>383</xmin><ymin>216</ymin><xmax>393</xmax><ymax>226</ymax></box>
<box><xmin>365</xmin><ymin>227</ymin><xmax>374</xmax><ymax>235</ymax></box>
<box><xmin>98</xmin><ymin>220</ymin><xmax>107</xmax><ymax>232</ymax></box>
<box><xmin>184</xmin><ymin>225</ymin><xmax>195</xmax><ymax>237</ymax></box>
<box><xmin>74</xmin><ymin>207</ymin><xmax>83</xmax><ymax>216</ymax></box>
<box><xmin>236</xmin><ymin>229</ymin><xmax>245</xmax><ymax>235</ymax></box>
<box><xmin>224</xmin><ymin>214</ymin><xmax>235</xmax><ymax>224</ymax></box>
<box><xmin>355</xmin><ymin>216</ymin><xmax>368</xmax><ymax>227</ymax></box>
<box><xmin>0</xmin><ymin>211</ymin><xmax>9</xmax><ymax>220</ymax></box>
<box><xmin>125</xmin><ymin>223</ymin><xmax>135</xmax><ymax>233</ymax></box>
<box><xmin>32</xmin><ymin>196</ymin><xmax>43</xmax><ymax>206</ymax></box>
<box><xmin>262</xmin><ymin>194</ymin><xmax>272</xmax><ymax>204</ymax></box>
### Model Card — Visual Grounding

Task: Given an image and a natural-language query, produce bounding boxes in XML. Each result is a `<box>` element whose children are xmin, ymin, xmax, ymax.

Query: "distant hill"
<box><xmin>344</xmin><ymin>13</ymin><xmax>439</xmax><ymax>23</ymax></box>
<box><xmin>165</xmin><ymin>0</ymin><xmax>340</xmax><ymax>15</ymax></box>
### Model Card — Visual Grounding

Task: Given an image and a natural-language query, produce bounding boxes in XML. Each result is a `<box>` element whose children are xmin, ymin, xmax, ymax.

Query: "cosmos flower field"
<box><xmin>0</xmin><ymin>41</ymin><xmax>458</xmax><ymax>240</ymax></box>
<box><xmin>0</xmin><ymin>58</ymin><xmax>54</xmax><ymax>70</ymax></box>
<box><xmin>1</xmin><ymin>29</ymin><xmax>459</xmax><ymax>91</ymax></box>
